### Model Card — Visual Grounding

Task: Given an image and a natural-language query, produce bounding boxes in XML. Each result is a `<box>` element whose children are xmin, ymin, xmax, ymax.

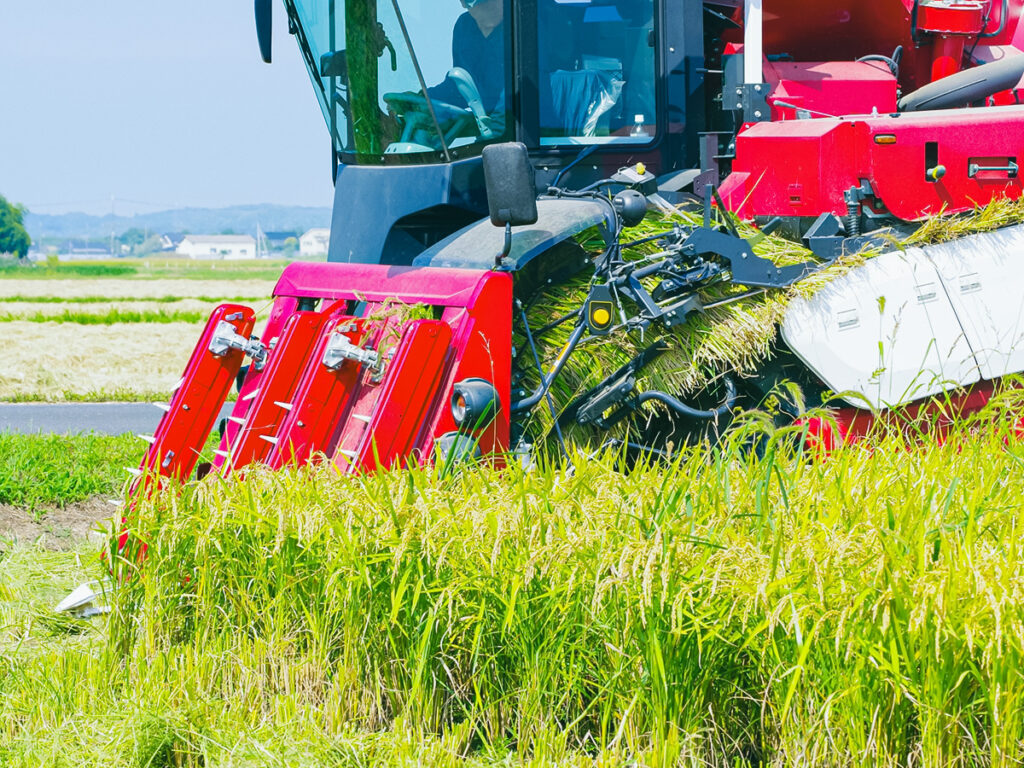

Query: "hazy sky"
<box><xmin>0</xmin><ymin>2</ymin><xmax>335</xmax><ymax>216</ymax></box>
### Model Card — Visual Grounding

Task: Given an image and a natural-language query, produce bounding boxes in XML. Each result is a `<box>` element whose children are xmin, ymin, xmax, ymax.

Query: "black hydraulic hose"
<box><xmin>517</xmin><ymin>303</ymin><xmax>571</xmax><ymax>460</ymax></box>
<box><xmin>857</xmin><ymin>51</ymin><xmax>901</xmax><ymax>78</ymax></box>
<box><xmin>636</xmin><ymin>376</ymin><xmax>738</xmax><ymax>420</ymax></box>
<box><xmin>531</xmin><ymin>307</ymin><xmax>582</xmax><ymax>338</ymax></box>
<box><xmin>511</xmin><ymin>321</ymin><xmax>588</xmax><ymax>414</ymax></box>
<box><xmin>981</xmin><ymin>0</ymin><xmax>1010</xmax><ymax>37</ymax></box>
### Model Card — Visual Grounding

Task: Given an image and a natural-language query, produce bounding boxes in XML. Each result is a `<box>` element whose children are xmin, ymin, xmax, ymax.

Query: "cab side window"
<box><xmin>538</xmin><ymin>0</ymin><xmax>656</xmax><ymax>145</ymax></box>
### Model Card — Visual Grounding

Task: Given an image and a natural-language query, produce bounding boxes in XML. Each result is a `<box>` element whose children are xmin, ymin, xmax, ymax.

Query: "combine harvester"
<box><xmin>136</xmin><ymin>0</ymin><xmax>1024</xmax><ymax>487</ymax></box>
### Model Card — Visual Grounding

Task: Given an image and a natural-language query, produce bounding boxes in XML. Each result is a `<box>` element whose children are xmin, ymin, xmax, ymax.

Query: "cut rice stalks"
<box><xmin>514</xmin><ymin>196</ymin><xmax>1024</xmax><ymax>443</ymax></box>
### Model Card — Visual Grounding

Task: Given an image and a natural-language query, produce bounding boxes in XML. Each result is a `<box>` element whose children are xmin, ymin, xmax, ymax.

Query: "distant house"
<box><xmin>178</xmin><ymin>235</ymin><xmax>257</xmax><ymax>260</ymax></box>
<box><xmin>160</xmin><ymin>234</ymin><xmax>185</xmax><ymax>252</ymax></box>
<box><xmin>300</xmin><ymin>228</ymin><xmax>330</xmax><ymax>258</ymax></box>
<box><xmin>265</xmin><ymin>230</ymin><xmax>299</xmax><ymax>249</ymax></box>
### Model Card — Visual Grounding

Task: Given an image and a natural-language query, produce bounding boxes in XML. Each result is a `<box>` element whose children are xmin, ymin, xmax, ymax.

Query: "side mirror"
<box><xmin>482</xmin><ymin>143</ymin><xmax>538</xmax><ymax>228</ymax></box>
<box><xmin>320</xmin><ymin>51</ymin><xmax>349</xmax><ymax>78</ymax></box>
<box><xmin>255</xmin><ymin>0</ymin><xmax>272</xmax><ymax>63</ymax></box>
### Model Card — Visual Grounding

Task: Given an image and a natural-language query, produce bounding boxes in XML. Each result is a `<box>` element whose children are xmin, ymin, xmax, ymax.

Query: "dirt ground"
<box><xmin>0</xmin><ymin>497</ymin><xmax>112</xmax><ymax>551</ymax></box>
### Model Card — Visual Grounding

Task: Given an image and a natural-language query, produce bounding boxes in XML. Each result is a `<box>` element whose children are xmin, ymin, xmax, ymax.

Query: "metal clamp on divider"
<box><xmin>323</xmin><ymin>332</ymin><xmax>382</xmax><ymax>373</ymax></box>
<box><xmin>209</xmin><ymin>320</ymin><xmax>268</xmax><ymax>367</ymax></box>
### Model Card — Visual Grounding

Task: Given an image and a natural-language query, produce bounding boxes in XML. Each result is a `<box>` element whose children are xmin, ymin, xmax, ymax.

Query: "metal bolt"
<box><xmin>754</xmin><ymin>110</ymin><xmax>762</xmax><ymax>118</ymax></box>
<box><xmin>755</xmin><ymin>85</ymin><xmax>762</xmax><ymax>93</ymax></box>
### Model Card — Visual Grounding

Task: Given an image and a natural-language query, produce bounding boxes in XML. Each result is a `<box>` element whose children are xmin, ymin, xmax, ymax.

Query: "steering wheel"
<box><xmin>383</xmin><ymin>91</ymin><xmax>477</xmax><ymax>151</ymax></box>
<box><xmin>383</xmin><ymin>69</ymin><xmax>497</xmax><ymax>151</ymax></box>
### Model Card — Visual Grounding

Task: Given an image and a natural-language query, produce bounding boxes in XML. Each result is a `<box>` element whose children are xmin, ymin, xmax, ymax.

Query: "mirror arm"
<box><xmin>496</xmin><ymin>222</ymin><xmax>513</xmax><ymax>268</ymax></box>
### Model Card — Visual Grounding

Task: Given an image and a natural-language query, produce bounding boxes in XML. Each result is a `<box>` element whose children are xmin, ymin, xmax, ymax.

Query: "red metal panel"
<box><xmin>765</xmin><ymin>61</ymin><xmax>897</xmax><ymax>120</ymax></box>
<box><xmin>222</xmin><ymin>311</ymin><xmax>328</xmax><ymax>474</ymax></box>
<box><xmin>135</xmin><ymin>304</ymin><xmax>255</xmax><ymax>487</ymax></box>
<box><xmin>422</xmin><ymin>270</ymin><xmax>513</xmax><ymax>456</ymax></box>
<box><xmin>273</xmin><ymin>262</ymin><xmax>504</xmax><ymax>307</ymax></box>
<box><xmin>264</xmin><ymin>315</ymin><xmax>369</xmax><ymax>469</ymax></box>
<box><xmin>720</xmin><ymin>106</ymin><xmax>1024</xmax><ymax>221</ymax></box>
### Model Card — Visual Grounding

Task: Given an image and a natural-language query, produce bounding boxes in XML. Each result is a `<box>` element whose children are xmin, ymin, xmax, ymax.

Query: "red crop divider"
<box><xmin>347</xmin><ymin>319</ymin><xmax>453</xmax><ymax>473</ymax></box>
<box><xmin>264</xmin><ymin>314</ymin><xmax>370</xmax><ymax>469</ymax></box>
<box><xmin>133</xmin><ymin>304</ymin><xmax>256</xmax><ymax>491</ymax></box>
<box><xmin>222</xmin><ymin>311</ymin><xmax>329</xmax><ymax>475</ymax></box>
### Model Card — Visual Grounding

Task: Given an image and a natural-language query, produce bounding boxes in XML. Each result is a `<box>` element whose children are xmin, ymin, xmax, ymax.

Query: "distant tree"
<box><xmin>0</xmin><ymin>195</ymin><xmax>31</xmax><ymax>258</ymax></box>
<box><xmin>219</xmin><ymin>228</ymin><xmax>237</xmax><ymax>236</ymax></box>
<box><xmin>136</xmin><ymin>234</ymin><xmax>165</xmax><ymax>256</ymax></box>
<box><xmin>118</xmin><ymin>228</ymin><xmax>146</xmax><ymax>248</ymax></box>
<box><xmin>282</xmin><ymin>236</ymin><xmax>299</xmax><ymax>257</ymax></box>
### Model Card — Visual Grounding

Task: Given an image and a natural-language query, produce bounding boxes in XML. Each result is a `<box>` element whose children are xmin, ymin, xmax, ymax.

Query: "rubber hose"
<box><xmin>899</xmin><ymin>55</ymin><xmax>1024</xmax><ymax>111</ymax></box>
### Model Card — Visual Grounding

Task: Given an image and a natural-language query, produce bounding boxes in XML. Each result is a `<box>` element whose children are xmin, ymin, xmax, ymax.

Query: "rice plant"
<box><xmin>2</xmin><ymin>394</ymin><xmax>1019</xmax><ymax>766</ymax></box>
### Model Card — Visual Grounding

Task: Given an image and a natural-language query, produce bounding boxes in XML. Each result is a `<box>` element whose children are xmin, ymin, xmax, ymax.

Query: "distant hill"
<box><xmin>25</xmin><ymin>204</ymin><xmax>333</xmax><ymax>241</ymax></box>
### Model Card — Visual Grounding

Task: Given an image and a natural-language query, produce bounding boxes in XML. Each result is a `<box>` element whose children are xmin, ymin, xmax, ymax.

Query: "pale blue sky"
<box><xmin>0</xmin><ymin>2</ymin><xmax>335</xmax><ymax>216</ymax></box>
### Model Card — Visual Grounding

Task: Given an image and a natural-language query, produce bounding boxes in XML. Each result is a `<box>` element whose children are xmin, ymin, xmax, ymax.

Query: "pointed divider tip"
<box><xmin>154</xmin><ymin>402</ymin><xmax>171</xmax><ymax>413</ymax></box>
<box><xmin>242</xmin><ymin>388</ymin><xmax>261</xmax><ymax>401</ymax></box>
<box><xmin>274</xmin><ymin>401</ymin><xmax>294</xmax><ymax>411</ymax></box>
<box><xmin>260</xmin><ymin>435</ymin><xmax>280</xmax><ymax>445</ymax></box>
<box><xmin>137</xmin><ymin>434</ymin><xmax>156</xmax><ymax>445</ymax></box>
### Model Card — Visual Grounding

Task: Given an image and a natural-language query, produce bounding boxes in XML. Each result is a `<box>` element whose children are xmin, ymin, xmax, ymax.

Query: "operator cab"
<box><xmin>288</xmin><ymin>0</ymin><xmax>662</xmax><ymax>162</ymax></box>
<box><xmin>279</xmin><ymin>0</ymin><xmax>702</xmax><ymax>263</ymax></box>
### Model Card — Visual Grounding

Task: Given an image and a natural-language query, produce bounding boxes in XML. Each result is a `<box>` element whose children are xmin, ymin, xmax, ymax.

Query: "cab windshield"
<box><xmin>286</xmin><ymin>0</ymin><xmax>511</xmax><ymax>163</ymax></box>
<box><xmin>285</xmin><ymin>0</ymin><xmax>659</xmax><ymax>164</ymax></box>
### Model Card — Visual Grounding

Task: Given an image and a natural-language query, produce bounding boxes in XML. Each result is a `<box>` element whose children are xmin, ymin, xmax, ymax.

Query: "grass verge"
<box><xmin>0</xmin><ymin>433</ymin><xmax>138</xmax><ymax>515</ymax></box>
<box><xmin>2</xmin><ymin>401</ymin><xmax>1022</xmax><ymax>765</ymax></box>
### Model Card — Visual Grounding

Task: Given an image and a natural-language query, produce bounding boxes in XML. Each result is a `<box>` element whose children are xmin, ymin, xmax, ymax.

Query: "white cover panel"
<box><xmin>782</xmin><ymin>247</ymin><xmax>980</xmax><ymax>409</ymax></box>
<box><xmin>925</xmin><ymin>225</ymin><xmax>1024</xmax><ymax>381</ymax></box>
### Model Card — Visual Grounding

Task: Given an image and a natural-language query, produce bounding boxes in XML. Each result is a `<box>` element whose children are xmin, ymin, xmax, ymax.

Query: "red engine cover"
<box><xmin>719</xmin><ymin>106</ymin><xmax>1024</xmax><ymax>221</ymax></box>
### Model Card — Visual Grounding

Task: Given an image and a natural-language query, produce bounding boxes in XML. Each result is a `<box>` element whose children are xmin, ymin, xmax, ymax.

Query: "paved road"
<box><xmin>0</xmin><ymin>403</ymin><xmax>235</xmax><ymax>436</ymax></box>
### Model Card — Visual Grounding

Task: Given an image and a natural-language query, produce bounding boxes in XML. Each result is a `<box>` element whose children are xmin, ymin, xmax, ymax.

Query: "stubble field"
<box><xmin>0</xmin><ymin>259</ymin><xmax>277</xmax><ymax>401</ymax></box>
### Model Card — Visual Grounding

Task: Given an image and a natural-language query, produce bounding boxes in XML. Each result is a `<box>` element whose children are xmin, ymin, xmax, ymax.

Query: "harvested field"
<box><xmin>0</xmin><ymin>299</ymin><xmax>237</xmax><ymax>318</ymax></box>
<box><xmin>0</xmin><ymin>277</ymin><xmax>275</xmax><ymax>300</ymax></box>
<box><xmin>0</xmin><ymin>321</ymin><xmax>204</xmax><ymax>400</ymax></box>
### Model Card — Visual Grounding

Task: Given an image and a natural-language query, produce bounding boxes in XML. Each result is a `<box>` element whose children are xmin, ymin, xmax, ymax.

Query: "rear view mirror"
<box><xmin>256</xmin><ymin>0</ymin><xmax>272</xmax><ymax>63</ymax></box>
<box><xmin>482</xmin><ymin>143</ymin><xmax>539</xmax><ymax>228</ymax></box>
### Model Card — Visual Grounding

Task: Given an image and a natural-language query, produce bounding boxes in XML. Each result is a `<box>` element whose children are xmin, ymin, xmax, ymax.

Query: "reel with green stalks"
<box><xmin>507</xmin><ymin>175</ymin><xmax>1024</xmax><ymax>456</ymax></box>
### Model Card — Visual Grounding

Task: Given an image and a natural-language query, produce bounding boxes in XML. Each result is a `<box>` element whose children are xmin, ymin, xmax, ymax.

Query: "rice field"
<box><xmin>0</xmin><ymin>261</ymin><xmax>276</xmax><ymax>401</ymax></box>
<box><xmin>2</xmin><ymin>401</ymin><xmax>1023</xmax><ymax>766</ymax></box>
<box><xmin>3</xmin><ymin>216</ymin><xmax>1024</xmax><ymax>766</ymax></box>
